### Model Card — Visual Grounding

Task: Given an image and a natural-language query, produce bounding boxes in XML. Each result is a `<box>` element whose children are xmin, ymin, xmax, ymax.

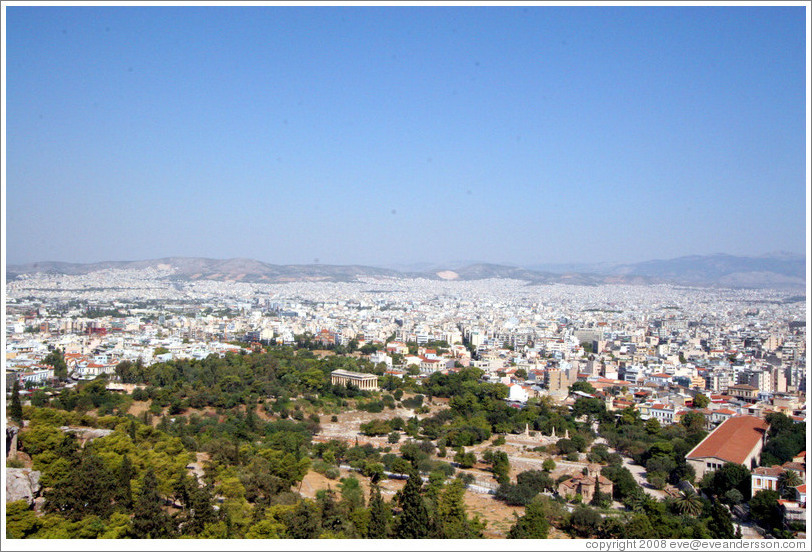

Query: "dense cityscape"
<box><xmin>4</xmin><ymin>265</ymin><xmax>808</xmax><ymax>541</ymax></box>
<box><xmin>4</xmin><ymin>2</ymin><xmax>807</xmax><ymax>548</ymax></box>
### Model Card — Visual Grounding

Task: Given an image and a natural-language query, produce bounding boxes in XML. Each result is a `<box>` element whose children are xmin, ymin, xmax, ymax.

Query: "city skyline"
<box><xmin>4</xmin><ymin>3</ymin><xmax>809</xmax><ymax>267</ymax></box>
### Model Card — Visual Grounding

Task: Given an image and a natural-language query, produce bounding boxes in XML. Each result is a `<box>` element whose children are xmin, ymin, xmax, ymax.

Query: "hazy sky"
<box><xmin>4</xmin><ymin>3</ymin><xmax>808</xmax><ymax>267</ymax></box>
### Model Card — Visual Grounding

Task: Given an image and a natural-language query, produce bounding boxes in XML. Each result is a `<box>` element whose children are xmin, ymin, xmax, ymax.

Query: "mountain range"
<box><xmin>6</xmin><ymin>253</ymin><xmax>807</xmax><ymax>290</ymax></box>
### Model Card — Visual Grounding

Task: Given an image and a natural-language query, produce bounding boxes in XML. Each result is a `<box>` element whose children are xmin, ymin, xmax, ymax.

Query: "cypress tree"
<box><xmin>10</xmin><ymin>379</ymin><xmax>23</xmax><ymax>424</ymax></box>
<box><xmin>395</xmin><ymin>471</ymin><xmax>431</xmax><ymax>538</ymax></box>
<box><xmin>132</xmin><ymin>467</ymin><xmax>172</xmax><ymax>538</ymax></box>
<box><xmin>186</xmin><ymin>478</ymin><xmax>217</xmax><ymax>535</ymax></box>
<box><xmin>116</xmin><ymin>455</ymin><xmax>134</xmax><ymax>509</ymax></box>
<box><xmin>707</xmin><ymin>501</ymin><xmax>735</xmax><ymax>539</ymax></box>
<box><xmin>368</xmin><ymin>482</ymin><xmax>390</xmax><ymax>538</ymax></box>
<box><xmin>317</xmin><ymin>488</ymin><xmax>344</xmax><ymax>534</ymax></box>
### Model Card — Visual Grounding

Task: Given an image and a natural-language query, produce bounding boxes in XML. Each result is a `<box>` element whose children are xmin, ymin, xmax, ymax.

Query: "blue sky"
<box><xmin>4</xmin><ymin>4</ymin><xmax>808</xmax><ymax>267</ymax></box>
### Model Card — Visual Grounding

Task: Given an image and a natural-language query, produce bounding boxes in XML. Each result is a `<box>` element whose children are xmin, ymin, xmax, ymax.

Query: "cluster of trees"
<box><xmin>495</xmin><ymin>468</ymin><xmax>555</xmax><ymax>506</ymax></box>
<box><xmin>9</xmin><ymin>399</ymin><xmax>485</xmax><ymax>540</ymax></box>
<box><xmin>415</xmin><ymin>369</ymin><xmax>592</xmax><ymax>449</ymax></box>
<box><xmin>114</xmin><ymin>348</ymin><xmax>412</xmax><ymax>412</ymax></box>
<box><xmin>760</xmin><ymin>412</ymin><xmax>806</xmax><ymax>466</ymax></box>
<box><xmin>506</xmin><ymin>486</ymin><xmax>740</xmax><ymax>539</ymax></box>
<box><xmin>29</xmin><ymin>378</ymin><xmax>132</xmax><ymax>416</ymax></box>
<box><xmin>599</xmin><ymin>406</ymin><xmax>706</xmax><ymax>490</ymax></box>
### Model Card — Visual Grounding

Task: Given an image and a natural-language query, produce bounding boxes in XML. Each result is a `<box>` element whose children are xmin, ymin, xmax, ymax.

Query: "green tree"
<box><xmin>569</xmin><ymin>381</ymin><xmax>596</xmax><ymax>395</ymax></box>
<box><xmin>482</xmin><ymin>449</ymin><xmax>510</xmax><ymax>485</ymax></box>
<box><xmin>674</xmin><ymin>490</ymin><xmax>703</xmax><ymax>517</ymax></box>
<box><xmin>692</xmin><ymin>393</ymin><xmax>709</xmax><ymax>409</ymax></box>
<box><xmin>132</xmin><ymin>467</ymin><xmax>173</xmax><ymax>538</ymax></box>
<box><xmin>284</xmin><ymin>499</ymin><xmax>322</xmax><ymax>539</ymax></box>
<box><xmin>434</xmin><ymin>479</ymin><xmax>485</xmax><ymax>538</ymax></box>
<box><xmin>645</xmin><ymin>418</ymin><xmax>661</xmax><ymax>435</ymax></box>
<box><xmin>680</xmin><ymin>411</ymin><xmax>707</xmax><ymax>435</ymax></box>
<box><xmin>590</xmin><ymin>476</ymin><xmax>610</xmax><ymax>508</ymax></box>
<box><xmin>10</xmin><ymin>379</ymin><xmax>23</xmax><ymax>424</ymax></box>
<box><xmin>368</xmin><ymin>482</ymin><xmax>390</xmax><ymax>538</ymax></box>
<box><xmin>707</xmin><ymin>501</ymin><xmax>735</xmax><ymax>538</ymax></box>
<box><xmin>625</xmin><ymin>513</ymin><xmax>657</xmax><ymax>538</ymax></box>
<box><xmin>339</xmin><ymin>476</ymin><xmax>365</xmax><ymax>513</ymax></box>
<box><xmin>115</xmin><ymin>455</ymin><xmax>134</xmax><ymax>510</ymax></box>
<box><xmin>778</xmin><ymin>469</ymin><xmax>803</xmax><ymax>498</ymax></box>
<box><xmin>44</xmin><ymin>348</ymin><xmax>68</xmax><ymax>380</ymax></box>
<box><xmin>44</xmin><ymin>452</ymin><xmax>115</xmax><ymax>522</ymax></box>
<box><xmin>185</xmin><ymin>478</ymin><xmax>217</xmax><ymax>535</ymax></box>
<box><xmin>704</xmin><ymin>462</ymin><xmax>751</xmax><ymax>501</ymax></box>
<box><xmin>395</xmin><ymin>472</ymin><xmax>431</xmax><ymax>538</ymax></box>
<box><xmin>507</xmin><ymin>496</ymin><xmax>551</xmax><ymax>538</ymax></box>
<box><xmin>749</xmin><ymin>490</ymin><xmax>782</xmax><ymax>530</ymax></box>
<box><xmin>5</xmin><ymin>500</ymin><xmax>42</xmax><ymax>538</ymax></box>
<box><xmin>568</xmin><ymin>504</ymin><xmax>602</xmax><ymax>537</ymax></box>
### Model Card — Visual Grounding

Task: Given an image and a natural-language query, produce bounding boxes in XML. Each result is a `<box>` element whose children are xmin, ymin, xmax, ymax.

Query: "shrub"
<box><xmin>647</xmin><ymin>473</ymin><xmax>667</xmax><ymax>490</ymax></box>
<box><xmin>495</xmin><ymin>483</ymin><xmax>537</xmax><ymax>506</ymax></box>
<box><xmin>7</xmin><ymin>457</ymin><xmax>26</xmax><ymax>469</ymax></box>
<box><xmin>312</xmin><ymin>460</ymin><xmax>330</xmax><ymax>474</ymax></box>
<box><xmin>457</xmin><ymin>472</ymin><xmax>475</xmax><ymax>487</ymax></box>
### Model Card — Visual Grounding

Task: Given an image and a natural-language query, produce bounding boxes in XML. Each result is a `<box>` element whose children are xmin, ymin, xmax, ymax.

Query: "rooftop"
<box><xmin>686</xmin><ymin>415</ymin><xmax>769</xmax><ymax>465</ymax></box>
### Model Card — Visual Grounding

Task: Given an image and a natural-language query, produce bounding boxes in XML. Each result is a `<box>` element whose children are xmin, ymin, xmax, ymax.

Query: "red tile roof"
<box><xmin>686</xmin><ymin>415</ymin><xmax>769</xmax><ymax>465</ymax></box>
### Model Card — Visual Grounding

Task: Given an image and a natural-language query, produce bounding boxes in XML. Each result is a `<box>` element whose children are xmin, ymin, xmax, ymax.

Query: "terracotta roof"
<box><xmin>782</xmin><ymin>462</ymin><xmax>805</xmax><ymax>472</ymax></box>
<box><xmin>796</xmin><ymin>484</ymin><xmax>806</xmax><ymax>493</ymax></box>
<box><xmin>686</xmin><ymin>415</ymin><xmax>769</xmax><ymax>465</ymax></box>
<box><xmin>752</xmin><ymin>466</ymin><xmax>785</xmax><ymax>477</ymax></box>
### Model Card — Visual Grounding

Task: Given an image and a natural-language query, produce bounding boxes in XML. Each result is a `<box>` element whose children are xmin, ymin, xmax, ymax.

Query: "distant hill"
<box><xmin>6</xmin><ymin>253</ymin><xmax>806</xmax><ymax>290</ymax></box>
<box><xmin>606</xmin><ymin>253</ymin><xmax>806</xmax><ymax>289</ymax></box>
<box><xmin>6</xmin><ymin>257</ymin><xmax>417</xmax><ymax>284</ymax></box>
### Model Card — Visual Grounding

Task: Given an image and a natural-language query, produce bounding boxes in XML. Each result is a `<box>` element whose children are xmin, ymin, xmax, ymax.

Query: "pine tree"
<box><xmin>10</xmin><ymin>379</ymin><xmax>23</xmax><ymax>424</ymax></box>
<box><xmin>115</xmin><ymin>455</ymin><xmax>134</xmax><ymax>509</ymax></box>
<box><xmin>44</xmin><ymin>451</ymin><xmax>115</xmax><ymax>521</ymax></box>
<box><xmin>285</xmin><ymin>499</ymin><xmax>322</xmax><ymax>539</ymax></box>
<box><xmin>395</xmin><ymin>471</ymin><xmax>431</xmax><ymax>538</ymax></box>
<box><xmin>132</xmin><ymin>467</ymin><xmax>172</xmax><ymax>538</ymax></box>
<box><xmin>368</xmin><ymin>482</ymin><xmax>390</xmax><ymax>538</ymax></box>
<box><xmin>508</xmin><ymin>496</ymin><xmax>551</xmax><ymax>539</ymax></box>
<box><xmin>435</xmin><ymin>479</ymin><xmax>484</xmax><ymax>538</ymax></box>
